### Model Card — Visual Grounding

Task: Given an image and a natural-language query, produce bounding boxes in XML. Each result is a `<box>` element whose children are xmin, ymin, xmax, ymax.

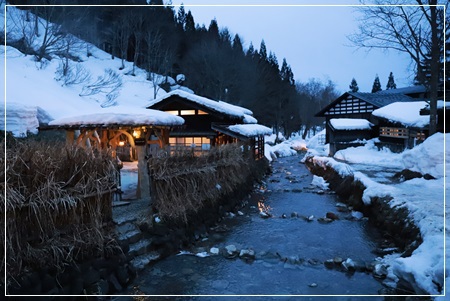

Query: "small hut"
<box><xmin>42</xmin><ymin>108</ymin><xmax>184</xmax><ymax>200</ymax></box>
<box><xmin>327</xmin><ymin>118</ymin><xmax>374</xmax><ymax>155</ymax></box>
<box><xmin>211</xmin><ymin>124</ymin><xmax>272</xmax><ymax>160</ymax></box>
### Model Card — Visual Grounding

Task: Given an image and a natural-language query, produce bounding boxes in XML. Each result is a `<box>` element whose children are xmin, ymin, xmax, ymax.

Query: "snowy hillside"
<box><xmin>1</xmin><ymin>5</ymin><xmax>192</xmax><ymax>137</ymax></box>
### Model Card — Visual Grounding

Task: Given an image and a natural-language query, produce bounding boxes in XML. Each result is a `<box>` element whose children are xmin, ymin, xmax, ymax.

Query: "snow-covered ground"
<box><xmin>1</xmin><ymin>6</ymin><xmax>193</xmax><ymax>136</ymax></box>
<box><xmin>267</xmin><ymin>129</ymin><xmax>447</xmax><ymax>297</ymax></box>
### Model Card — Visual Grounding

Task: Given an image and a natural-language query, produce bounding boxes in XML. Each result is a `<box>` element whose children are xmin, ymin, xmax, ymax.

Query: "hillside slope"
<box><xmin>1</xmin><ymin>5</ymin><xmax>192</xmax><ymax>136</ymax></box>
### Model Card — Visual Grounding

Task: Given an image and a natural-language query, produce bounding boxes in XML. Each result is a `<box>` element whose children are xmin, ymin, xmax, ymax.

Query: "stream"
<box><xmin>116</xmin><ymin>155</ymin><xmax>391</xmax><ymax>299</ymax></box>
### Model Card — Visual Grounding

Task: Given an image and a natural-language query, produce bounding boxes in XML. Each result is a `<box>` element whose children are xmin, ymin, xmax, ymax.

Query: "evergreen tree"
<box><xmin>349</xmin><ymin>78</ymin><xmax>359</xmax><ymax>92</ymax></box>
<box><xmin>386</xmin><ymin>72</ymin><xmax>397</xmax><ymax>89</ymax></box>
<box><xmin>208</xmin><ymin>18</ymin><xmax>219</xmax><ymax>38</ymax></box>
<box><xmin>280</xmin><ymin>58</ymin><xmax>295</xmax><ymax>86</ymax></box>
<box><xmin>371</xmin><ymin>74</ymin><xmax>382</xmax><ymax>93</ymax></box>
<box><xmin>177</xmin><ymin>4</ymin><xmax>186</xmax><ymax>27</ymax></box>
<box><xmin>246</xmin><ymin>42</ymin><xmax>255</xmax><ymax>57</ymax></box>
<box><xmin>268</xmin><ymin>52</ymin><xmax>279</xmax><ymax>70</ymax></box>
<box><xmin>232</xmin><ymin>34</ymin><xmax>243</xmax><ymax>53</ymax></box>
<box><xmin>259</xmin><ymin>39</ymin><xmax>267</xmax><ymax>61</ymax></box>
<box><xmin>184</xmin><ymin>10</ymin><xmax>195</xmax><ymax>32</ymax></box>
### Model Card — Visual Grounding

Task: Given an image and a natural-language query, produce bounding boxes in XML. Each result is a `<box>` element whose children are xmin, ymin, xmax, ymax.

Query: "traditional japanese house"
<box><xmin>146</xmin><ymin>90</ymin><xmax>269</xmax><ymax>159</ymax></box>
<box><xmin>371</xmin><ymin>101</ymin><xmax>429</xmax><ymax>152</ymax></box>
<box><xmin>315</xmin><ymin>91</ymin><xmax>415</xmax><ymax>155</ymax></box>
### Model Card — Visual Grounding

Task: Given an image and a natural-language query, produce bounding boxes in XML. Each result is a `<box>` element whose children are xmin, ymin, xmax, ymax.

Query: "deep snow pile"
<box><xmin>264</xmin><ymin>131</ymin><xmax>309</xmax><ymax>161</ymax></box>
<box><xmin>0</xmin><ymin>102</ymin><xmax>39</xmax><ymax>137</ymax></box>
<box><xmin>334</xmin><ymin>138</ymin><xmax>404</xmax><ymax>168</ymax></box>
<box><xmin>306</xmin><ymin>133</ymin><xmax>448</xmax><ymax>296</ymax></box>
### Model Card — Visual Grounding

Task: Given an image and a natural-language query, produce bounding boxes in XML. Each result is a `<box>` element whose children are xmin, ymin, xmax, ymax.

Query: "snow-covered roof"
<box><xmin>349</xmin><ymin>92</ymin><xmax>415</xmax><ymax>107</ymax></box>
<box><xmin>376</xmin><ymin>85</ymin><xmax>427</xmax><ymax>95</ymax></box>
<box><xmin>48</xmin><ymin>109</ymin><xmax>184</xmax><ymax>127</ymax></box>
<box><xmin>147</xmin><ymin>90</ymin><xmax>257</xmax><ymax>124</ymax></box>
<box><xmin>227</xmin><ymin>124</ymin><xmax>272</xmax><ymax>137</ymax></box>
<box><xmin>316</xmin><ymin>91</ymin><xmax>416</xmax><ymax>117</ymax></box>
<box><xmin>329</xmin><ymin>118</ymin><xmax>373</xmax><ymax>131</ymax></box>
<box><xmin>372</xmin><ymin>101</ymin><xmax>429</xmax><ymax>128</ymax></box>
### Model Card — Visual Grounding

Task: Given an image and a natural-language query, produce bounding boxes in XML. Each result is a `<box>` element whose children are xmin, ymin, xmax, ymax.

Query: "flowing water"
<box><xmin>117</xmin><ymin>155</ymin><xmax>389</xmax><ymax>300</ymax></box>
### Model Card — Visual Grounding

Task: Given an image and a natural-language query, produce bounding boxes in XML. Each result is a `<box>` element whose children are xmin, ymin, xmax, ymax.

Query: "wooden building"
<box><xmin>371</xmin><ymin>101</ymin><xmax>429</xmax><ymax>152</ymax></box>
<box><xmin>315</xmin><ymin>91</ymin><xmax>415</xmax><ymax>155</ymax></box>
<box><xmin>327</xmin><ymin>118</ymin><xmax>374</xmax><ymax>155</ymax></box>
<box><xmin>146</xmin><ymin>90</ymin><xmax>269</xmax><ymax>159</ymax></box>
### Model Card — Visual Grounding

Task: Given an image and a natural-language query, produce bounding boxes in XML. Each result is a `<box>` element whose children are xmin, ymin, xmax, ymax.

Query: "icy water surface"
<box><xmin>120</xmin><ymin>155</ymin><xmax>388</xmax><ymax>299</ymax></box>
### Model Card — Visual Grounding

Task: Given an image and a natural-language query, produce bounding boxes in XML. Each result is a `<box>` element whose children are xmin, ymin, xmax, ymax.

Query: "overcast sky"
<box><xmin>170</xmin><ymin>0</ymin><xmax>415</xmax><ymax>94</ymax></box>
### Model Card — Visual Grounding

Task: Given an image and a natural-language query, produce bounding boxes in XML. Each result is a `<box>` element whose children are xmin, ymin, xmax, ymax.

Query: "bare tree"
<box><xmin>129</xmin><ymin>10</ymin><xmax>146</xmax><ymax>76</ymax></box>
<box><xmin>80</xmin><ymin>68</ymin><xmax>122</xmax><ymax>107</ymax></box>
<box><xmin>114</xmin><ymin>11</ymin><xmax>133</xmax><ymax>70</ymax></box>
<box><xmin>5</xmin><ymin>7</ymin><xmax>37</xmax><ymax>55</ymax></box>
<box><xmin>144</xmin><ymin>28</ymin><xmax>174</xmax><ymax>98</ymax></box>
<box><xmin>349</xmin><ymin>0</ymin><xmax>449</xmax><ymax>135</ymax></box>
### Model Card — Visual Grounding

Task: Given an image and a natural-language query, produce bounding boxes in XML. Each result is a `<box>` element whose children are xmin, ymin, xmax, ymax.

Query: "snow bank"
<box><xmin>401</xmin><ymin>133</ymin><xmax>447</xmax><ymax>178</ymax></box>
<box><xmin>309</xmin><ymin>133</ymin><xmax>447</xmax><ymax>295</ymax></box>
<box><xmin>263</xmin><ymin>131</ymin><xmax>308</xmax><ymax>161</ymax></box>
<box><xmin>301</xmin><ymin>129</ymin><xmax>329</xmax><ymax>159</ymax></box>
<box><xmin>311</xmin><ymin>175</ymin><xmax>329</xmax><ymax>190</ymax></box>
<box><xmin>1</xmin><ymin>102</ymin><xmax>39</xmax><ymax>136</ymax></box>
<box><xmin>265</xmin><ymin>141</ymin><xmax>297</xmax><ymax>161</ymax></box>
<box><xmin>372</xmin><ymin>101</ymin><xmax>429</xmax><ymax>128</ymax></box>
<box><xmin>334</xmin><ymin>138</ymin><xmax>403</xmax><ymax>168</ymax></box>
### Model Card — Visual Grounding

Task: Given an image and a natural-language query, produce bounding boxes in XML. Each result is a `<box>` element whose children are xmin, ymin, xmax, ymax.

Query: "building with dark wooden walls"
<box><xmin>315</xmin><ymin>91</ymin><xmax>415</xmax><ymax>155</ymax></box>
<box><xmin>372</xmin><ymin>101</ymin><xmax>430</xmax><ymax>152</ymax></box>
<box><xmin>146</xmin><ymin>90</ymin><xmax>270</xmax><ymax>159</ymax></box>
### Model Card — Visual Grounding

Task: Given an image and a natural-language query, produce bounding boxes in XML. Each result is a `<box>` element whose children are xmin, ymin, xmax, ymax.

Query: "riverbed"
<box><xmin>118</xmin><ymin>155</ymin><xmax>390</xmax><ymax>299</ymax></box>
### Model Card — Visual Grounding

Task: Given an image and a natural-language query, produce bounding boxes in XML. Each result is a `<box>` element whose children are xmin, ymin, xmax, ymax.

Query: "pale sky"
<box><xmin>170</xmin><ymin>0</ymin><xmax>415</xmax><ymax>94</ymax></box>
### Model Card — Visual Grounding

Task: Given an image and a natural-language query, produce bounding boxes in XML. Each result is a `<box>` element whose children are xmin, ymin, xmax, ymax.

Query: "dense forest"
<box><xmin>5</xmin><ymin>0</ymin><xmax>340</xmax><ymax>138</ymax></box>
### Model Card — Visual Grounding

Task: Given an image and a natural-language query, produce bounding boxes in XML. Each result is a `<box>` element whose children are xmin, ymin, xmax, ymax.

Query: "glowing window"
<box><xmin>180</xmin><ymin>110</ymin><xmax>196</xmax><ymax>115</ymax></box>
<box><xmin>198</xmin><ymin>110</ymin><xmax>208</xmax><ymax>115</ymax></box>
<box><xmin>165</xmin><ymin>110</ymin><xmax>179</xmax><ymax>115</ymax></box>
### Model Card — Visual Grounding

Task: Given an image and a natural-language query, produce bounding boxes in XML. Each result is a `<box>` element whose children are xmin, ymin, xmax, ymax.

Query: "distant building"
<box><xmin>315</xmin><ymin>91</ymin><xmax>415</xmax><ymax>155</ymax></box>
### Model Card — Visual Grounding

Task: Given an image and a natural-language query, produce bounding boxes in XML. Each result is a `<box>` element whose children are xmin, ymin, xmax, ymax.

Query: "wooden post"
<box><xmin>66</xmin><ymin>130</ymin><xmax>75</xmax><ymax>145</ymax></box>
<box><xmin>136</xmin><ymin>145</ymin><xmax>150</xmax><ymax>201</ymax></box>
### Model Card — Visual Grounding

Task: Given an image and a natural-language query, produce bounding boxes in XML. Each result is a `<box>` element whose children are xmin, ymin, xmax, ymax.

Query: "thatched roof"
<box><xmin>43</xmin><ymin>110</ymin><xmax>184</xmax><ymax>130</ymax></box>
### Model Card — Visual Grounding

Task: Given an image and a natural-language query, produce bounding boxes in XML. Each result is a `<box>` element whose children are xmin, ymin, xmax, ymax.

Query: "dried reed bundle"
<box><xmin>149</xmin><ymin>144</ymin><xmax>253</xmax><ymax>223</ymax></box>
<box><xmin>0</xmin><ymin>139</ymin><xmax>120</xmax><ymax>283</ymax></box>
